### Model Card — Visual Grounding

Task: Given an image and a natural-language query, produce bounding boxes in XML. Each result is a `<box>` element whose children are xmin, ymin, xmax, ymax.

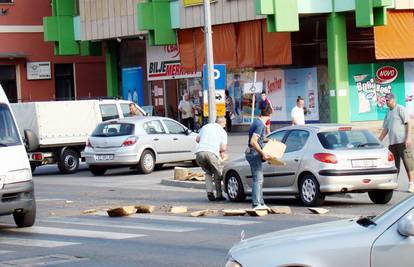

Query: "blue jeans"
<box><xmin>245</xmin><ymin>149</ymin><xmax>264</xmax><ymax>207</ymax></box>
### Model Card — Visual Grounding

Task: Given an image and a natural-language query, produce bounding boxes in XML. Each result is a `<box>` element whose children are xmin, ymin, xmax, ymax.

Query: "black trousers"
<box><xmin>225</xmin><ymin>111</ymin><xmax>232</xmax><ymax>132</ymax></box>
<box><xmin>182</xmin><ymin>117</ymin><xmax>194</xmax><ymax>131</ymax></box>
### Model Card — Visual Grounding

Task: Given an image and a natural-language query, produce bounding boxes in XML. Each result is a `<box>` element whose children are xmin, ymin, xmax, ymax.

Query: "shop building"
<box><xmin>0</xmin><ymin>0</ymin><xmax>106</xmax><ymax>103</ymax></box>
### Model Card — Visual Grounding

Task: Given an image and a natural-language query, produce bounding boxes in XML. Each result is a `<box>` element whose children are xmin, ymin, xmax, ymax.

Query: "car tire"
<box><xmin>89</xmin><ymin>165</ymin><xmax>107</xmax><ymax>176</ymax></box>
<box><xmin>30</xmin><ymin>162</ymin><xmax>38</xmax><ymax>173</ymax></box>
<box><xmin>139</xmin><ymin>150</ymin><xmax>155</xmax><ymax>174</ymax></box>
<box><xmin>13</xmin><ymin>199</ymin><xmax>36</xmax><ymax>228</ymax></box>
<box><xmin>368</xmin><ymin>190</ymin><xmax>393</xmax><ymax>204</ymax></box>
<box><xmin>57</xmin><ymin>149</ymin><xmax>79</xmax><ymax>174</ymax></box>
<box><xmin>299</xmin><ymin>174</ymin><xmax>325</xmax><ymax>206</ymax></box>
<box><xmin>225</xmin><ymin>171</ymin><xmax>246</xmax><ymax>202</ymax></box>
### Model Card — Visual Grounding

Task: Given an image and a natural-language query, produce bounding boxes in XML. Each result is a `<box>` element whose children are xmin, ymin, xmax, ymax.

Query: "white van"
<box><xmin>0</xmin><ymin>85</ymin><xmax>36</xmax><ymax>227</ymax></box>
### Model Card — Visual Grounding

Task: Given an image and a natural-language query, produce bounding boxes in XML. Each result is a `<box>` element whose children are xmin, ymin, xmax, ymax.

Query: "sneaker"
<box><xmin>409</xmin><ymin>183</ymin><xmax>414</xmax><ymax>193</ymax></box>
<box><xmin>253</xmin><ymin>204</ymin><xmax>270</xmax><ymax>211</ymax></box>
<box><xmin>207</xmin><ymin>192</ymin><xmax>216</xmax><ymax>201</ymax></box>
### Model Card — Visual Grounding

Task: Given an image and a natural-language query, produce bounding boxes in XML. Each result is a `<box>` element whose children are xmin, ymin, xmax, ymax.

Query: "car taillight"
<box><xmin>86</xmin><ymin>139</ymin><xmax>92</xmax><ymax>148</ymax></box>
<box><xmin>388</xmin><ymin>151</ymin><xmax>394</xmax><ymax>162</ymax></box>
<box><xmin>122</xmin><ymin>136</ymin><xmax>137</xmax><ymax>147</ymax></box>
<box><xmin>32</xmin><ymin>153</ymin><xmax>43</xmax><ymax>161</ymax></box>
<box><xmin>314</xmin><ymin>153</ymin><xmax>338</xmax><ymax>164</ymax></box>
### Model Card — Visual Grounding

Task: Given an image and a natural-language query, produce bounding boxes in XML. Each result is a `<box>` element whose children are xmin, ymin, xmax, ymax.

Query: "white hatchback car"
<box><xmin>84</xmin><ymin>116</ymin><xmax>198</xmax><ymax>175</ymax></box>
<box><xmin>223</xmin><ymin>124</ymin><xmax>398</xmax><ymax>206</ymax></box>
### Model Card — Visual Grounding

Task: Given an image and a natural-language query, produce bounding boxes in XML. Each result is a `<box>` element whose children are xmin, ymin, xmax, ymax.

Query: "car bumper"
<box><xmin>317</xmin><ymin>168</ymin><xmax>399</xmax><ymax>192</ymax></box>
<box><xmin>0</xmin><ymin>180</ymin><xmax>35</xmax><ymax>216</ymax></box>
<box><xmin>84</xmin><ymin>152</ymin><xmax>140</xmax><ymax>166</ymax></box>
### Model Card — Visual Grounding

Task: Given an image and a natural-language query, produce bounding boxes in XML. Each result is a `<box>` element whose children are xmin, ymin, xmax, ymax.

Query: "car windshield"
<box><xmin>92</xmin><ymin>122</ymin><xmax>135</xmax><ymax>137</ymax></box>
<box><xmin>0</xmin><ymin>104</ymin><xmax>21</xmax><ymax>147</ymax></box>
<box><xmin>317</xmin><ymin>129</ymin><xmax>382</xmax><ymax>150</ymax></box>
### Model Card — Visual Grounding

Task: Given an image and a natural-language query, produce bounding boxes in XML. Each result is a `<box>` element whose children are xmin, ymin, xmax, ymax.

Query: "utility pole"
<box><xmin>203</xmin><ymin>0</ymin><xmax>216</xmax><ymax>123</ymax></box>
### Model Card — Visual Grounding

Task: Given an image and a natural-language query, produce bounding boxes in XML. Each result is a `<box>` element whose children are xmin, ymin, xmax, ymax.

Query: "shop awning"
<box><xmin>0</xmin><ymin>52</ymin><xmax>29</xmax><ymax>59</ymax></box>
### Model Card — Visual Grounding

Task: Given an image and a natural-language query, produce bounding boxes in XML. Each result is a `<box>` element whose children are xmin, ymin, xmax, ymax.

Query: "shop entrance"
<box><xmin>0</xmin><ymin>65</ymin><xmax>17</xmax><ymax>103</ymax></box>
<box><xmin>165</xmin><ymin>79</ymin><xmax>179</xmax><ymax>121</ymax></box>
<box><xmin>54</xmin><ymin>64</ymin><xmax>75</xmax><ymax>100</ymax></box>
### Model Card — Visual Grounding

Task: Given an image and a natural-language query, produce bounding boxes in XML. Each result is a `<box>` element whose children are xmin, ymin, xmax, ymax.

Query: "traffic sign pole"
<box><xmin>203</xmin><ymin>0</ymin><xmax>216</xmax><ymax>123</ymax></box>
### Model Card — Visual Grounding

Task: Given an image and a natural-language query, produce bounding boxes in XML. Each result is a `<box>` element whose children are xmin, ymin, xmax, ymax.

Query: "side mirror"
<box><xmin>185</xmin><ymin>129</ymin><xmax>191</xmax><ymax>135</ymax></box>
<box><xmin>398</xmin><ymin>214</ymin><xmax>414</xmax><ymax>237</ymax></box>
<box><xmin>24</xmin><ymin>129</ymin><xmax>39</xmax><ymax>152</ymax></box>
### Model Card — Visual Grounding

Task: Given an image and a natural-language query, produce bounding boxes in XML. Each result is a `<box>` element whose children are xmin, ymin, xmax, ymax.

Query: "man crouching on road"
<box><xmin>196</xmin><ymin>117</ymin><xmax>228</xmax><ymax>201</ymax></box>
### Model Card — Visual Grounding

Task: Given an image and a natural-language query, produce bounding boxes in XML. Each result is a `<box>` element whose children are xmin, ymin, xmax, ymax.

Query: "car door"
<box><xmin>260</xmin><ymin>130</ymin><xmax>287</xmax><ymax>188</ymax></box>
<box><xmin>162</xmin><ymin>119</ymin><xmax>195</xmax><ymax>161</ymax></box>
<box><xmin>142</xmin><ymin>119</ymin><xmax>169</xmax><ymax>162</ymax></box>
<box><xmin>371</xmin><ymin>209</ymin><xmax>414</xmax><ymax>267</ymax></box>
<box><xmin>265</xmin><ymin>130</ymin><xmax>310</xmax><ymax>187</ymax></box>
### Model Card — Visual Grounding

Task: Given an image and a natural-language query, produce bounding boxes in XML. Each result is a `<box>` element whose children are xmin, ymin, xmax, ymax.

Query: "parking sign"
<box><xmin>203</xmin><ymin>64</ymin><xmax>226</xmax><ymax>117</ymax></box>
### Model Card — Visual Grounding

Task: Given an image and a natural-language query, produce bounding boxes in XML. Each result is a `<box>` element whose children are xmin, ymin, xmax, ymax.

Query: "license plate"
<box><xmin>351</xmin><ymin>159</ymin><xmax>377</xmax><ymax>168</ymax></box>
<box><xmin>95</xmin><ymin>154</ymin><xmax>114</xmax><ymax>161</ymax></box>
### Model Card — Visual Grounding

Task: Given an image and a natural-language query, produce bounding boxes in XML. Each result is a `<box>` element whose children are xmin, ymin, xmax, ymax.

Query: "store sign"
<box><xmin>146</xmin><ymin>43</ymin><xmax>201</xmax><ymax>81</ymax></box>
<box><xmin>183</xmin><ymin>0</ymin><xmax>216</xmax><ymax>7</ymax></box>
<box><xmin>26</xmin><ymin>62</ymin><xmax>51</xmax><ymax>80</ymax></box>
<box><xmin>203</xmin><ymin>64</ymin><xmax>226</xmax><ymax>117</ymax></box>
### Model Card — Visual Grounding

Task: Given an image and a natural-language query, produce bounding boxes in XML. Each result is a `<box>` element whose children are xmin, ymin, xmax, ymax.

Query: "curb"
<box><xmin>161</xmin><ymin>178</ymin><xmax>206</xmax><ymax>189</ymax></box>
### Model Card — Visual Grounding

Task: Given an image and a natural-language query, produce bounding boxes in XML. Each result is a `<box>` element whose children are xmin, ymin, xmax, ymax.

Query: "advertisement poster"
<box><xmin>146</xmin><ymin>43</ymin><xmax>201</xmax><ymax>81</ymax></box>
<box><xmin>285</xmin><ymin>68</ymin><xmax>319</xmax><ymax>121</ymax></box>
<box><xmin>349</xmin><ymin>63</ymin><xmax>405</xmax><ymax>121</ymax></box>
<box><xmin>122</xmin><ymin>67</ymin><xmax>144</xmax><ymax>106</ymax></box>
<box><xmin>257</xmin><ymin>69</ymin><xmax>287</xmax><ymax>121</ymax></box>
<box><xmin>404</xmin><ymin>62</ymin><xmax>414</xmax><ymax>119</ymax></box>
<box><xmin>226</xmin><ymin>71</ymin><xmax>255</xmax><ymax>124</ymax></box>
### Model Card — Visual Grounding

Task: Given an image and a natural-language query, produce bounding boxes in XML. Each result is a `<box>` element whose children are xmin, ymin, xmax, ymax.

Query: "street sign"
<box><xmin>243</xmin><ymin>82</ymin><xmax>263</xmax><ymax>94</ymax></box>
<box><xmin>203</xmin><ymin>64</ymin><xmax>226</xmax><ymax>117</ymax></box>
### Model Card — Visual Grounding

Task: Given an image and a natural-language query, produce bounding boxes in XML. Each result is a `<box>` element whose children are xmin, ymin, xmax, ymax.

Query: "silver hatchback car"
<box><xmin>84</xmin><ymin>116</ymin><xmax>197</xmax><ymax>175</ymax></box>
<box><xmin>223</xmin><ymin>124</ymin><xmax>398</xmax><ymax>206</ymax></box>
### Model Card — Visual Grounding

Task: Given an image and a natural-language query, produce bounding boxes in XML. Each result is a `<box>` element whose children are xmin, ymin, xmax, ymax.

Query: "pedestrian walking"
<box><xmin>379</xmin><ymin>93</ymin><xmax>414</xmax><ymax>193</ymax></box>
<box><xmin>245</xmin><ymin>105</ymin><xmax>272</xmax><ymax>209</ymax></box>
<box><xmin>225</xmin><ymin>90</ymin><xmax>234</xmax><ymax>132</ymax></box>
<box><xmin>195</xmin><ymin>117</ymin><xmax>228</xmax><ymax>201</ymax></box>
<box><xmin>291</xmin><ymin>96</ymin><xmax>305</xmax><ymax>125</ymax></box>
<box><xmin>258</xmin><ymin>91</ymin><xmax>272</xmax><ymax>113</ymax></box>
<box><xmin>178</xmin><ymin>93</ymin><xmax>195</xmax><ymax>131</ymax></box>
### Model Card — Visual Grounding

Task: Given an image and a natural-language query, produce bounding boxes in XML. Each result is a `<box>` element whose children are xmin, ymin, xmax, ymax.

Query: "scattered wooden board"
<box><xmin>190</xmin><ymin>210</ymin><xmax>210</xmax><ymax>217</ymax></box>
<box><xmin>174</xmin><ymin>167</ymin><xmax>190</xmax><ymax>181</ymax></box>
<box><xmin>82</xmin><ymin>209</ymin><xmax>97</xmax><ymax>214</ymax></box>
<box><xmin>269</xmin><ymin>206</ymin><xmax>292</xmax><ymax>215</ymax></box>
<box><xmin>245</xmin><ymin>209</ymin><xmax>268</xmax><ymax>217</ymax></box>
<box><xmin>169</xmin><ymin>206</ymin><xmax>188</xmax><ymax>214</ymax></box>
<box><xmin>222</xmin><ymin>209</ymin><xmax>246</xmax><ymax>216</ymax></box>
<box><xmin>135</xmin><ymin>205</ymin><xmax>155</xmax><ymax>214</ymax></box>
<box><xmin>107</xmin><ymin>206</ymin><xmax>137</xmax><ymax>217</ymax></box>
<box><xmin>308</xmin><ymin>208</ymin><xmax>329</xmax><ymax>214</ymax></box>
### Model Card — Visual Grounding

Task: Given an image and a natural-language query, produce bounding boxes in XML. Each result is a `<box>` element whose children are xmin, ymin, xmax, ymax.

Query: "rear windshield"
<box><xmin>0</xmin><ymin>104</ymin><xmax>21</xmax><ymax>147</ymax></box>
<box><xmin>317</xmin><ymin>129</ymin><xmax>382</xmax><ymax>150</ymax></box>
<box><xmin>92</xmin><ymin>122</ymin><xmax>135</xmax><ymax>137</ymax></box>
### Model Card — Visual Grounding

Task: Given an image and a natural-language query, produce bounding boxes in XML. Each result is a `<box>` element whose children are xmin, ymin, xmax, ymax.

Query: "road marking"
<box><xmin>94</xmin><ymin>212</ymin><xmax>260</xmax><ymax>225</ymax></box>
<box><xmin>0</xmin><ymin>238</ymin><xmax>79</xmax><ymax>248</ymax></box>
<box><xmin>5</xmin><ymin>226</ymin><xmax>146</xmax><ymax>240</ymax></box>
<box><xmin>0</xmin><ymin>250</ymin><xmax>13</xmax><ymax>254</ymax></box>
<box><xmin>41</xmin><ymin>217</ymin><xmax>200</xmax><ymax>233</ymax></box>
<box><xmin>0</xmin><ymin>254</ymin><xmax>87</xmax><ymax>266</ymax></box>
<box><xmin>36</xmin><ymin>198</ymin><xmax>66</xmax><ymax>202</ymax></box>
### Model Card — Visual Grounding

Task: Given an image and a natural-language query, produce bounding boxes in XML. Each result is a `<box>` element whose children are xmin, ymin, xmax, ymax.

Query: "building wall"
<box><xmin>0</xmin><ymin>0</ymin><xmax>106</xmax><ymax>102</ymax></box>
<box><xmin>79</xmin><ymin>0</ymin><xmax>146</xmax><ymax>41</ymax></box>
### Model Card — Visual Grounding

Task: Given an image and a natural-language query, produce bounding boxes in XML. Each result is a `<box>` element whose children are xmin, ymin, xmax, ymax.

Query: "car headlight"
<box><xmin>4</xmin><ymin>169</ymin><xmax>32</xmax><ymax>184</ymax></box>
<box><xmin>225</xmin><ymin>257</ymin><xmax>242</xmax><ymax>267</ymax></box>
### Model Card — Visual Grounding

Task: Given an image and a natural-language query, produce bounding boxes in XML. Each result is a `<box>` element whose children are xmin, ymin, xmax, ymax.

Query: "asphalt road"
<box><xmin>0</xmin><ymin>133</ymin><xmax>412</xmax><ymax>266</ymax></box>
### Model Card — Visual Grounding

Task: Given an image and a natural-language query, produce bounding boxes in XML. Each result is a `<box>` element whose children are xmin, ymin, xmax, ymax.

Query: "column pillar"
<box><xmin>105</xmin><ymin>40</ymin><xmax>119</xmax><ymax>97</ymax></box>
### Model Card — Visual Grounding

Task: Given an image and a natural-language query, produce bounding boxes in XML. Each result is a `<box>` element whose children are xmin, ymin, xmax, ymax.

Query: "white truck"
<box><xmin>0</xmin><ymin>85</ymin><xmax>36</xmax><ymax>227</ymax></box>
<box><xmin>11</xmin><ymin>99</ymin><xmax>146</xmax><ymax>174</ymax></box>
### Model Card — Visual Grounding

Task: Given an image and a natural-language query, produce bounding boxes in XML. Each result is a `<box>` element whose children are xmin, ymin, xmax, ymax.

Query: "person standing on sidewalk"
<box><xmin>195</xmin><ymin>117</ymin><xmax>228</xmax><ymax>201</ymax></box>
<box><xmin>178</xmin><ymin>93</ymin><xmax>195</xmax><ymax>131</ymax></box>
<box><xmin>225</xmin><ymin>90</ymin><xmax>234</xmax><ymax>132</ymax></box>
<box><xmin>245</xmin><ymin>106</ymin><xmax>272</xmax><ymax>209</ymax></box>
<box><xmin>379</xmin><ymin>93</ymin><xmax>414</xmax><ymax>193</ymax></box>
<box><xmin>291</xmin><ymin>96</ymin><xmax>305</xmax><ymax>125</ymax></box>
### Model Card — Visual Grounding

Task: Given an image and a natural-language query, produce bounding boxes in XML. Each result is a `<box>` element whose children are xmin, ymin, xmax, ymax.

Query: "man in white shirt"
<box><xmin>178</xmin><ymin>93</ymin><xmax>194</xmax><ymax>130</ymax></box>
<box><xmin>291</xmin><ymin>96</ymin><xmax>305</xmax><ymax>125</ymax></box>
<box><xmin>195</xmin><ymin>117</ymin><xmax>228</xmax><ymax>201</ymax></box>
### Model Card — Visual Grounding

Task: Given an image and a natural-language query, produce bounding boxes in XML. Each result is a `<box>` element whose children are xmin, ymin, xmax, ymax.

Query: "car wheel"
<box><xmin>139</xmin><ymin>150</ymin><xmax>155</xmax><ymax>174</ymax></box>
<box><xmin>89</xmin><ymin>165</ymin><xmax>107</xmax><ymax>176</ymax></box>
<box><xmin>368</xmin><ymin>190</ymin><xmax>393</xmax><ymax>204</ymax></box>
<box><xmin>225</xmin><ymin>171</ymin><xmax>246</xmax><ymax>202</ymax></box>
<box><xmin>299</xmin><ymin>174</ymin><xmax>325</xmax><ymax>206</ymax></box>
<box><xmin>57</xmin><ymin>149</ymin><xmax>79</xmax><ymax>174</ymax></box>
<box><xmin>13</xmin><ymin>199</ymin><xmax>36</xmax><ymax>228</ymax></box>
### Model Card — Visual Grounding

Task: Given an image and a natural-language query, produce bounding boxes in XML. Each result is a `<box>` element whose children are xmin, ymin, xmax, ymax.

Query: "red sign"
<box><xmin>376</xmin><ymin>66</ymin><xmax>398</xmax><ymax>84</ymax></box>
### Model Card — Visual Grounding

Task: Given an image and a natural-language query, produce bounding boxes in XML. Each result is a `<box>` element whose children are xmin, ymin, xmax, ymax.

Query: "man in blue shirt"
<box><xmin>246</xmin><ymin>105</ymin><xmax>273</xmax><ymax>209</ymax></box>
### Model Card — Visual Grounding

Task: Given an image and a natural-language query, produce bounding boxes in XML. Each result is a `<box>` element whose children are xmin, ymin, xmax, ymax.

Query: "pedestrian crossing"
<box><xmin>0</xmin><ymin>213</ymin><xmax>260</xmax><ymax>261</ymax></box>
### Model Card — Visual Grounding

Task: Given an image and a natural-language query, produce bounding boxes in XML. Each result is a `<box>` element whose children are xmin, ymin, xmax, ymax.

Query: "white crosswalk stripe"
<box><xmin>0</xmin><ymin>250</ymin><xmax>14</xmax><ymax>255</ymax></box>
<box><xmin>5</xmin><ymin>226</ymin><xmax>146</xmax><ymax>240</ymax></box>
<box><xmin>0</xmin><ymin>238</ymin><xmax>79</xmax><ymax>248</ymax></box>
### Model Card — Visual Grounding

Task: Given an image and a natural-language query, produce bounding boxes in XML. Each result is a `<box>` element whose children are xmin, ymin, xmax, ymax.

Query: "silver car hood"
<box><xmin>230</xmin><ymin>219</ymin><xmax>370</xmax><ymax>256</ymax></box>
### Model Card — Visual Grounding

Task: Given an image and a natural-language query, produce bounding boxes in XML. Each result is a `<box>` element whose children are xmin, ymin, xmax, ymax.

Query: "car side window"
<box><xmin>100</xmin><ymin>104</ymin><xmax>119</xmax><ymax>121</ymax></box>
<box><xmin>143</xmin><ymin>120</ymin><xmax>165</xmax><ymax>135</ymax></box>
<box><xmin>285</xmin><ymin>130</ymin><xmax>310</xmax><ymax>153</ymax></box>
<box><xmin>120</xmin><ymin>103</ymin><xmax>130</xmax><ymax>117</ymax></box>
<box><xmin>267</xmin><ymin>130</ymin><xmax>286</xmax><ymax>143</ymax></box>
<box><xmin>164</xmin><ymin>120</ymin><xmax>186</xmax><ymax>134</ymax></box>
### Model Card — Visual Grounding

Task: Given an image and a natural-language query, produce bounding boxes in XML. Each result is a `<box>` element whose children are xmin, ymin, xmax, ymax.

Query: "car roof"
<box><xmin>106</xmin><ymin>116</ymin><xmax>172</xmax><ymax>124</ymax></box>
<box><xmin>275</xmin><ymin>124</ymin><xmax>368</xmax><ymax>132</ymax></box>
